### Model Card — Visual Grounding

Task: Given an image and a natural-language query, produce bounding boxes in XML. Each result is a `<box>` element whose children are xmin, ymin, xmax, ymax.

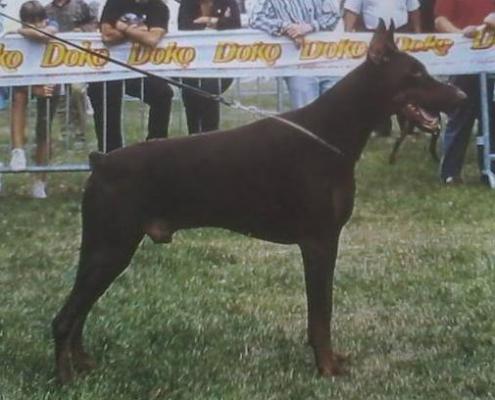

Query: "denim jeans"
<box><xmin>284</xmin><ymin>76</ymin><xmax>338</xmax><ymax>109</ymax></box>
<box><xmin>0</xmin><ymin>87</ymin><xmax>8</xmax><ymax>111</ymax></box>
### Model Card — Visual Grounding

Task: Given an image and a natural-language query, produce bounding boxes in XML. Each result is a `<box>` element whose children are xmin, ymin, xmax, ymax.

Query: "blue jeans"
<box><xmin>284</xmin><ymin>76</ymin><xmax>337</xmax><ymax>109</ymax></box>
<box><xmin>440</xmin><ymin>75</ymin><xmax>494</xmax><ymax>180</ymax></box>
<box><xmin>0</xmin><ymin>87</ymin><xmax>8</xmax><ymax>111</ymax></box>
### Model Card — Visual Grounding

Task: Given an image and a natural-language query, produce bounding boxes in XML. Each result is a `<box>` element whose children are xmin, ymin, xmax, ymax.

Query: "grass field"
<box><xmin>0</xmin><ymin>91</ymin><xmax>494</xmax><ymax>399</ymax></box>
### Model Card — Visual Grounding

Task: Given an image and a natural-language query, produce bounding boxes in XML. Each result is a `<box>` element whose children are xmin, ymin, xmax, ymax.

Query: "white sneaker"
<box><xmin>86</xmin><ymin>100</ymin><xmax>94</xmax><ymax>116</ymax></box>
<box><xmin>32</xmin><ymin>180</ymin><xmax>47</xmax><ymax>199</ymax></box>
<box><xmin>10</xmin><ymin>148</ymin><xmax>27</xmax><ymax>171</ymax></box>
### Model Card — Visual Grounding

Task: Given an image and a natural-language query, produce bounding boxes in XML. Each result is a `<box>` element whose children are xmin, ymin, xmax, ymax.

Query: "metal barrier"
<box><xmin>1</xmin><ymin>75</ymin><xmax>495</xmax><ymax>189</ymax></box>
<box><xmin>478</xmin><ymin>73</ymin><xmax>495</xmax><ymax>188</ymax></box>
<box><xmin>0</xmin><ymin>77</ymin><xmax>288</xmax><ymax>174</ymax></box>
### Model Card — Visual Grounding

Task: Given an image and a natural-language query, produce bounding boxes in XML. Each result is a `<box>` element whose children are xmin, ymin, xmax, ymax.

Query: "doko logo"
<box><xmin>0</xmin><ymin>44</ymin><xmax>24</xmax><ymax>71</ymax></box>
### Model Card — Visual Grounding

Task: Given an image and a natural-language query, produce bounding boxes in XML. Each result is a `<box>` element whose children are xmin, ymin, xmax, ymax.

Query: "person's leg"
<box><xmin>199</xmin><ymin>78</ymin><xmax>234</xmax><ymax>132</ymax></box>
<box><xmin>35</xmin><ymin>94</ymin><xmax>60</xmax><ymax>164</ymax></box>
<box><xmin>440</xmin><ymin>75</ymin><xmax>479</xmax><ymax>183</ymax></box>
<box><xmin>318</xmin><ymin>77</ymin><xmax>338</xmax><ymax>95</ymax></box>
<box><xmin>476</xmin><ymin>77</ymin><xmax>495</xmax><ymax>183</ymax></box>
<box><xmin>87</xmin><ymin>80</ymin><xmax>123</xmax><ymax>152</ymax></box>
<box><xmin>10</xmin><ymin>87</ymin><xmax>29</xmax><ymax>170</ymax></box>
<box><xmin>181</xmin><ymin>78</ymin><xmax>201</xmax><ymax>134</ymax></box>
<box><xmin>69</xmin><ymin>83</ymin><xmax>87</xmax><ymax>142</ymax></box>
<box><xmin>11</xmin><ymin>88</ymin><xmax>28</xmax><ymax>147</ymax></box>
<box><xmin>33</xmin><ymin>95</ymin><xmax>60</xmax><ymax>197</ymax></box>
<box><xmin>0</xmin><ymin>87</ymin><xmax>8</xmax><ymax>110</ymax></box>
<box><xmin>284</xmin><ymin>76</ymin><xmax>319</xmax><ymax>109</ymax></box>
<box><xmin>197</xmin><ymin>78</ymin><xmax>221</xmax><ymax>133</ymax></box>
<box><xmin>126</xmin><ymin>77</ymin><xmax>173</xmax><ymax>139</ymax></box>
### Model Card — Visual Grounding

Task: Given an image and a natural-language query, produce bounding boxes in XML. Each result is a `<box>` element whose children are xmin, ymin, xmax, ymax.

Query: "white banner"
<box><xmin>2</xmin><ymin>29</ymin><xmax>495</xmax><ymax>86</ymax></box>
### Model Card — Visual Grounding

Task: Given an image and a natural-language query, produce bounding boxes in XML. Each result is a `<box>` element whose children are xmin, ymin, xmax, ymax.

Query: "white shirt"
<box><xmin>344</xmin><ymin>0</ymin><xmax>420</xmax><ymax>30</ymax></box>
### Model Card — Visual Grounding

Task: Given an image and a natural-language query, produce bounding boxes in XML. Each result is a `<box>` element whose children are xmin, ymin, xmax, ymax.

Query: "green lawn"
<box><xmin>0</xmin><ymin>90</ymin><xmax>494</xmax><ymax>399</ymax></box>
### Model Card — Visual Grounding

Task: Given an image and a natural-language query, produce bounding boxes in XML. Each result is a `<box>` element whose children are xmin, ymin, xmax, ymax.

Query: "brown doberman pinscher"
<box><xmin>52</xmin><ymin>22</ymin><xmax>466</xmax><ymax>384</ymax></box>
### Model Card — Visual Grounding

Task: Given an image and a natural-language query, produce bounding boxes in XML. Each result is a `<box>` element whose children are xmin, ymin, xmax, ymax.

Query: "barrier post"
<box><xmin>478</xmin><ymin>73</ymin><xmax>495</xmax><ymax>188</ymax></box>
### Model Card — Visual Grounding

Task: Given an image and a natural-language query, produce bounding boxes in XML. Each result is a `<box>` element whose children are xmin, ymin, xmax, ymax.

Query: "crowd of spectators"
<box><xmin>1</xmin><ymin>0</ymin><xmax>495</xmax><ymax>197</ymax></box>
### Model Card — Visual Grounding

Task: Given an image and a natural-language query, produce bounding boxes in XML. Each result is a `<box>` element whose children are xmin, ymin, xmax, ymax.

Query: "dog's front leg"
<box><xmin>300</xmin><ymin>234</ymin><xmax>348</xmax><ymax>377</ymax></box>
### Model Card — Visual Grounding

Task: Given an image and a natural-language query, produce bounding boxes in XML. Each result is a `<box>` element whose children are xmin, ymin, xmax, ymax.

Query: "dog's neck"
<box><xmin>293</xmin><ymin>61</ymin><xmax>393</xmax><ymax>162</ymax></box>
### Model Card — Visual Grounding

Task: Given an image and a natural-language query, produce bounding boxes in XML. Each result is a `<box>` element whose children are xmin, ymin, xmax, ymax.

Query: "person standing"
<box><xmin>10</xmin><ymin>0</ymin><xmax>96</xmax><ymax>197</ymax></box>
<box><xmin>7</xmin><ymin>0</ymin><xmax>59</xmax><ymax>198</ymax></box>
<box><xmin>45</xmin><ymin>0</ymin><xmax>97</xmax><ymax>145</ymax></box>
<box><xmin>435</xmin><ymin>0</ymin><xmax>495</xmax><ymax>185</ymax></box>
<box><xmin>178</xmin><ymin>0</ymin><xmax>241</xmax><ymax>134</ymax></box>
<box><xmin>249</xmin><ymin>0</ymin><xmax>341</xmax><ymax>109</ymax></box>
<box><xmin>87</xmin><ymin>0</ymin><xmax>174</xmax><ymax>152</ymax></box>
<box><xmin>343</xmin><ymin>0</ymin><xmax>421</xmax><ymax>33</ymax></box>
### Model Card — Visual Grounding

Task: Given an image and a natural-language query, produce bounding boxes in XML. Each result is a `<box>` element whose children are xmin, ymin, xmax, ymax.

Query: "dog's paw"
<box><xmin>72</xmin><ymin>350</ymin><xmax>97</xmax><ymax>374</ymax></box>
<box><xmin>332</xmin><ymin>351</ymin><xmax>350</xmax><ymax>364</ymax></box>
<box><xmin>56</xmin><ymin>366</ymin><xmax>75</xmax><ymax>385</ymax></box>
<box><xmin>317</xmin><ymin>350</ymin><xmax>350</xmax><ymax>378</ymax></box>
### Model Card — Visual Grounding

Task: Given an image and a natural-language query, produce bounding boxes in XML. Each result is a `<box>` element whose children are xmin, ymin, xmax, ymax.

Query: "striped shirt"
<box><xmin>249</xmin><ymin>0</ymin><xmax>341</xmax><ymax>35</ymax></box>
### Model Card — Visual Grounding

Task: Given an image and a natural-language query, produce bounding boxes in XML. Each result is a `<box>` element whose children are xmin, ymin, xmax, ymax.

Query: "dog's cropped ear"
<box><xmin>389</xmin><ymin>19</ymin><xmax>396</xmax><ymax>34</ymax></box>
<box><xmin>368</xmin><ymin>18</ymin><xmax>397</xmax><ymax>65</ymax></box>
<box><xmin>388</xmin><ymin>20</ymin><xmax>398</xmax><ymax>50</ymax></box>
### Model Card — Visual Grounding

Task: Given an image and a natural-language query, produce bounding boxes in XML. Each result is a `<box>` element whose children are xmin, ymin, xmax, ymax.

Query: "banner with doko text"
<box><xmin>1</xmin><ymin>29</ymin><xmax>495</xmax><ymax>86</ymax></box>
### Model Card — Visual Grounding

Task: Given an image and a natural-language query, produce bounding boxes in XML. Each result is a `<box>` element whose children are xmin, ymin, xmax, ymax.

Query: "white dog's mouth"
<box><xmin>402</xmin><ymin>103</ymin><xmax>440</xmax><ymax>133</ymax></box>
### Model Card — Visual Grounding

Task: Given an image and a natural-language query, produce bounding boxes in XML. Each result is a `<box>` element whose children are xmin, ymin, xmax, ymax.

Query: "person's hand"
<box><xmin>283</xmin><ymin>23</ymin><xmax>313</xmax><ymax>39</ymax></box>
<box><xmin>484</xmin><ymin>12</ymin><xmax>495</xmax><ymax>28</ymax></box>
<box><xmin>193</xmin><ymin>16</ymin><xmax>219</xmax><ymax>28</ymax></box>
<box><xmin>193</xmin><ymin>16</ymin><xmax>210</xmax><ymax>24</ymax></box>
<box><xmin>462</xmin><ymin>25</ymin><xmax>481</xmax><ymax>38</ymax></box>
<box><xmin>293</xmin><ymin>36</ymin><xmax>305</xmax><ymax>49</ymax></box>
<box><xmin>32</xmin><ymin>85</ymin><xmax>55</xmax><ymax>97</ymax></box>
<box><xmin>115</xmin><ymin>19</ymin><xmax>130</xmax><ymax>33</ymax></box>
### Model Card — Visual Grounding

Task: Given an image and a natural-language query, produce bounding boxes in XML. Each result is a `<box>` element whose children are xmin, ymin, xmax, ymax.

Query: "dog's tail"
<box><xmin>88</xmin><ymin>151</ymin><xmax>106</xmax><ymax>171</ymax></box>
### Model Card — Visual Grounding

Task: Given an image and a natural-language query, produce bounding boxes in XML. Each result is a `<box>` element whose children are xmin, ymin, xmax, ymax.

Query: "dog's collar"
<box><xmin>270</xmin><ymin>114</ymin><xmax>344</xmax><ymax>157</ymax></box>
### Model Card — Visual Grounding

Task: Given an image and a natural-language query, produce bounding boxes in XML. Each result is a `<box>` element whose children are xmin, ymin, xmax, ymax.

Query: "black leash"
<box><xmin>0</xmin><ymin>11</ymin><xmax>344</xmax><ymax>156</ymax></box>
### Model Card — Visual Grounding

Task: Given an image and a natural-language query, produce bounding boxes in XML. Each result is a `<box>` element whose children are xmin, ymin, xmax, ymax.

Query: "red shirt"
<box><xmin>434</xmin><ymin>0</ymin><xmax>495</xmax><ymax>28</ymax></box>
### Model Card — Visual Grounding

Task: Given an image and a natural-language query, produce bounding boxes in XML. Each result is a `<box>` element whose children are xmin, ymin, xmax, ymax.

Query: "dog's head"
<box><xmin>367</xmin><ymin>20</ymin><xmax>466</xmax><ymax>128</ymax></box>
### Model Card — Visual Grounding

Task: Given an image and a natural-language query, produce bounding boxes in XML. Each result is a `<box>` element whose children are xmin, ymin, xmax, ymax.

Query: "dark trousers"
<box><xmin>88</xmin><ymin>77</ymin><xmax>173</xmax><ymax>152</ymax></box>
<box><xmin>181</xmin><ymin>78</ymin><xmax>232</xmax><ymax>134</ymax></box>
<box><xmin>440</xmin><ymin>75</ymin><xmax>495</xmax><ymax>180</ymax></box>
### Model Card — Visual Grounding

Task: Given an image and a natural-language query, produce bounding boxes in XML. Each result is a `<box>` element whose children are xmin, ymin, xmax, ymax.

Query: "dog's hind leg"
<box><xmin>52</xmin><ymin>231</ymin><xmax>143</xmax><ymax>384</ymax></box>
<box><xmin>300</xmin><ymin>233</ymin><xmax>348</xmax><ymax>377</ymax></box>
